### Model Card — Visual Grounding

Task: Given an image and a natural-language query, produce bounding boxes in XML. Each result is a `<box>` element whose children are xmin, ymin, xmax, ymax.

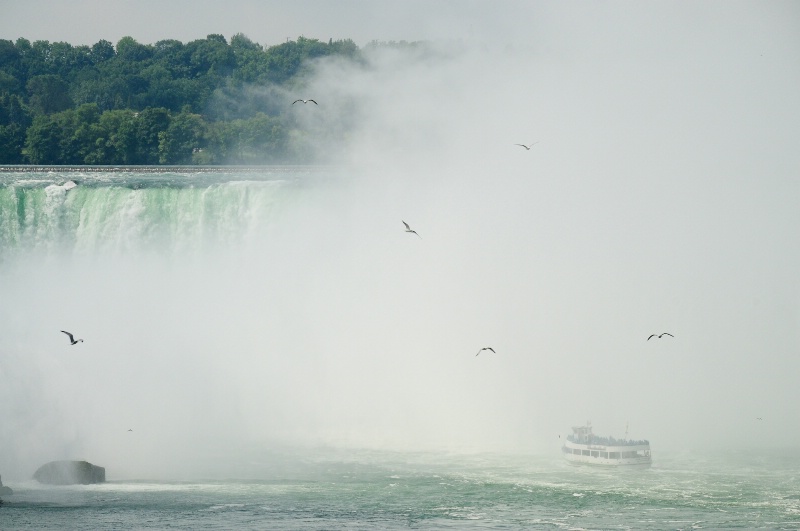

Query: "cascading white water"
<box><xmin>0</xmin><ymin>173</ymin><xmax>303</xmax><ymax>258</ymax></box>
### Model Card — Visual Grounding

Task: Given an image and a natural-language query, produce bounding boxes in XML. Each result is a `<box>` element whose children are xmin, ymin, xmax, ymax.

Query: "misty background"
<box><xmin>1</xmin><ymin>1</ymin><xmax>799</xmax><ymax>480</ymax></box>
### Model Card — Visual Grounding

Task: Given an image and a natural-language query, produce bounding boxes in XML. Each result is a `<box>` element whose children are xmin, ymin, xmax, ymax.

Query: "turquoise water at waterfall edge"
<box><xmin>1</xmin><ymin>169</ymin><xmax>799</xmax><ymax>529</ymax></box>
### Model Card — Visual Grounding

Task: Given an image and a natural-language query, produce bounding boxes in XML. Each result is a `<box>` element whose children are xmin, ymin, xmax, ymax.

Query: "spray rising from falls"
<box><xmin>1</xmin><ymin>167</ymin><xmax>543</xmax><ymax>480</ymax></box>
<box><xmin>0</xmin><ymin>169</ymin><xmax>353</xmax><ymax>480</ymax></box>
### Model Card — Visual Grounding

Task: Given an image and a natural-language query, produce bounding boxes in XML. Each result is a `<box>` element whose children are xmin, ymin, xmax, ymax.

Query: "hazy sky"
<box><xmin>1</xmin><ymin>1</ymin><xmax>799</xmax><ymax>479</ymax></box>
<box><xmin>1</xmin><ymin>0</ymin><xmax>529</xmax><ymax>47</ymax></box>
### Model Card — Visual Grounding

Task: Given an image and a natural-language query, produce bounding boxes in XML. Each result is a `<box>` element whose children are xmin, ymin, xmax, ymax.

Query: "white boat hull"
<box><xmin>562</xmin><ymin>440</ymin><xmax>652</xmax><ymax>467</ymax></box>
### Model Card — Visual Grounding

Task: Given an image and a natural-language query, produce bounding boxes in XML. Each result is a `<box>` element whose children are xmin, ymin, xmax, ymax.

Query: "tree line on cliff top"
<box><xmin>0</xmin><ymin>34</ymin><xmax>422</xmax><ymax>165</ymax></box>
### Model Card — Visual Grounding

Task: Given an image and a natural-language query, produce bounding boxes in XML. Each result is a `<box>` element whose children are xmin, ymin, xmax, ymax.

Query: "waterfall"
<box><xmin>0</xmin><ymin>172</ymin><xmax>305</xmax><ymax>259</ymax></box>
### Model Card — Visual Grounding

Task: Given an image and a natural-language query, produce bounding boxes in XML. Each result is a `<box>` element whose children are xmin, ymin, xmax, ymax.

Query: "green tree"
<box><xmin>328</xmin><ymin>39</ymin><xmax>359</xmax><ymax>58</ymax></box>
<box><xmin>230</xmin><ymin>33</ymin><xmax>262</xmax><ymax>53</ymax></box>
<box><xmin>27</xmin><ymin>74</ymin><xmax>73</xmax><ymax>115</ymax></box>
<box><xmin>134</xmin><ymin>107</ymin><xmax>170</xmax><ymax>164</ymax></box>
<box><xmin>0</xmin><ymin>92</ymin><xmax>29</xmax><ymax>126</ymax></box>
<box><xmin>140</xmin><ymin>64</ymin><xmax>202</xmax><ymax>111</ymax></box>
<box><xmin>48</xmin><ymin>41</ymin><xmax>92</xmax><ymax>78</ymax></box>
<box><xmin>4</xmin><ymin>33</ymin><xmax>370</xmax><ymax>165</ymax></box>
<box><xmin>0</xmin><ymin>70</ymin><xmax>22</xmax><ymax>95</ymax></box>
<box><xmin>21</xmin><ymin>40</ymin><xmax>55</xmax><ymax>77</ymax></box>
<box><xmin>212</xmin><ymin>112</ymin><xmax>287</xmax><ymax>164</ymax></box>
<box><xmin>0</xmin><ymin>123</ymin><xmax>25</xmax><ymax>162</ymax></box>
<box><xmin>83</xmin><ymin>109</ymin><xmax>137</xmax><ymax>164</ymax></box>
<box><xmin>68</xmin><ymin>103</ymin><xmax>102</xmax><ymax>163</ymax></box>
<box><xmin>262</xmin><ymin>37</ymin><xmax>331</xmax><ymax>83</ymax></box>
<box><xmin>151</xmin><ymin>39</ymin><xmax>190</xmax><ymax>78</ymax></box>
<box><xmin>23</xmin><ymin>104</ymin><xmax>101</xmax><ymax>164</ymax></box>
<box><xmin>0</xmin><ymin>39</ymin><xmax>23</xmax><ymax>81</ymax></box>
<box><xmin>24</xmin><ymin>114</ymin><xmax>61</xmax><ymax>163</ymax></box>
<box><xmin>158</xmin><ymin>108</ymin><xmax>206</xmax><ymax>164</ymax></box>
<box><xmin>116</xmin><ymin>36</ymin><xmax>153</xmax><ymax>62</ymax></box>
<box><xmin>0</xmin><ymin>92</ymin><xmax>30</xmax><ymax>163</ymax></box>
<box><xmin>90</xmin><ymin>40</ymin><xmax>115</xmax><ymax>64</ymax></box>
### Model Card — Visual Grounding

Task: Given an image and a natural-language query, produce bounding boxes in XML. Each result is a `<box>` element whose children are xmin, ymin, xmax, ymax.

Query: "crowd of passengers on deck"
<box><xmin>566</xmin><ymin>435</ymin><xmax>650</xmax><ymax>446</ymax></box>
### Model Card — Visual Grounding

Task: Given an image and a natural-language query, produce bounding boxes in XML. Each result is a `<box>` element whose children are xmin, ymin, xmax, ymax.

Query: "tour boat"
<box><xmin>562</xmin><ymin>423</ymin><xmax>651</xmax><ymax>467</ymax></box>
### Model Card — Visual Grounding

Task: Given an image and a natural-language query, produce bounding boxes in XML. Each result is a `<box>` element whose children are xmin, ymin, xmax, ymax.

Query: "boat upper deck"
<box><xmin>567</xmin><ymin>424</ymin><xmax>649</xmax><ymax>447</ymax></box>
<box><xmin>566</xmin><ymin>434</ymin><xmax>649</xmax><ymax>447</ymax></box>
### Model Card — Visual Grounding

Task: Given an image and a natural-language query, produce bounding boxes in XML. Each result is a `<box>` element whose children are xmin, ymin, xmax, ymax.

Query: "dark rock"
<box><xmin>33</xmin><ymin>461</ymin><xmax>105</xmax><ymax>485</ymax></box>
<box><xmin>0</xmin><ymin>474</ymin><xmax>12</xmax><ymax>495</ymax></box>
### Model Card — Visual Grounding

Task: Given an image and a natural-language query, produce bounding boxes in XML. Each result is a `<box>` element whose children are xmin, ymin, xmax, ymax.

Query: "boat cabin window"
<box><xmin>609</xmin><ymin>452</ymin><xmax>620</xmax><ymax>459</ymax></box>
<box><xmin>581</xmin><ymin>450</ymin><xmax>590</xmax><ymax>456</ymax></box>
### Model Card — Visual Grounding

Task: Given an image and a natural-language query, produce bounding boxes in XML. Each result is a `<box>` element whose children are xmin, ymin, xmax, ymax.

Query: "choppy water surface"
<box><xmin>2</xmin><ymin>449</ymin><xmax>799</xmax><ymax>530</ymax></box>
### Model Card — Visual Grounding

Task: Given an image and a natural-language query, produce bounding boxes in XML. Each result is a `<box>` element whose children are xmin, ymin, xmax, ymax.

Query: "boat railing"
<box><xmin>566</xmin><ymin>435</ymin><xmax>649</xmax><ymax>447</ymax></box>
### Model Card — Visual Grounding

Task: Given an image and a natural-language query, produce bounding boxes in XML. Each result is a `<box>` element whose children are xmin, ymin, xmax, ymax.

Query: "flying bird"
<box><xmin>292</xmin><ymin>99</ymin><xmax>317</xmax><ymax>105</ymax></box>
<box><xmin>514</xmin><ymin>142</ymin><xmax>539</xmax><ymax>150</ymax></box>
<box><xmin>61</xmin><ymin>330</ymin><xmax>84</xmax><ymax>345</ymax></box>
<box><xmin>647</xmin><ymin>333</ymin><xmax>674</xmax><ymax>340</ymax></box>
<box><xmin>402</xmin><ymin>221</ymin><xmax>421</xmax><ymax>238</ymax></box>
<box><xmin>756</xmin><ymin>417</ymin><xmax>763</xmax><ymax>421</ymax></box>
<box><xmin>476</xmin><ymin>347</ymin><xmax>495</xmax><ymax>356</ymax></box>
<box><xmin>128</xmin><ymin>429</ymin><xmax>133</xmax><ymax>432</ymax></box>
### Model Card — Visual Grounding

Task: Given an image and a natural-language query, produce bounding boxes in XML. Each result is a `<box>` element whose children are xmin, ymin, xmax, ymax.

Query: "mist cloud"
<box><xmin>1</xmin><ymin>2</ymin><xmax>799</xmax><ymax>480</ymax></box>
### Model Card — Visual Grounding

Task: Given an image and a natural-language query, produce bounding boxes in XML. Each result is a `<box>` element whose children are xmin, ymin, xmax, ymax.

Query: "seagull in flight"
<box><xmin>647</xmin><ymin>332</ymin><xmax>674</xmax><ymax>341</ymax></box>
<box><xmin>128</xmin><ymin>429</ymin><xmax>133</xmax><ymax>432</ymax></box>
<box><xmin>292</xmin><ymin>99</ymin><xmax>317</xmax><ymax>105</ymax></box>
<box><xmin>514</xmin><ymin>142</ymin><xmax>539</xmax><ymax>150</ymax></box>
<box><xmin>476</xmin><ymin>347</ymin><xmax>495</xmax><ymax>356</ymax></box>
<box><xmin>402</xmin><ymin>221</ymin><xmax>421</xmax><ymax>238</ymax></box>
<box><xmin>61</xmin><ymin>330</ymin><xmax>84</xmax><ymax>345</ymax></box>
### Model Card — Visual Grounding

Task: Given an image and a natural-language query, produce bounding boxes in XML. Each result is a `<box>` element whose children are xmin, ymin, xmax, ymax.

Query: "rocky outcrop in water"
<box><xmin>33</xmin><ymin>461</ymin><xmax>105</xmax><ymax>485</ymax></box>
<box><xmin>0</xmin><ymin>474</ymin><xmax>12</xmax><ymax>495</ymax></box>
